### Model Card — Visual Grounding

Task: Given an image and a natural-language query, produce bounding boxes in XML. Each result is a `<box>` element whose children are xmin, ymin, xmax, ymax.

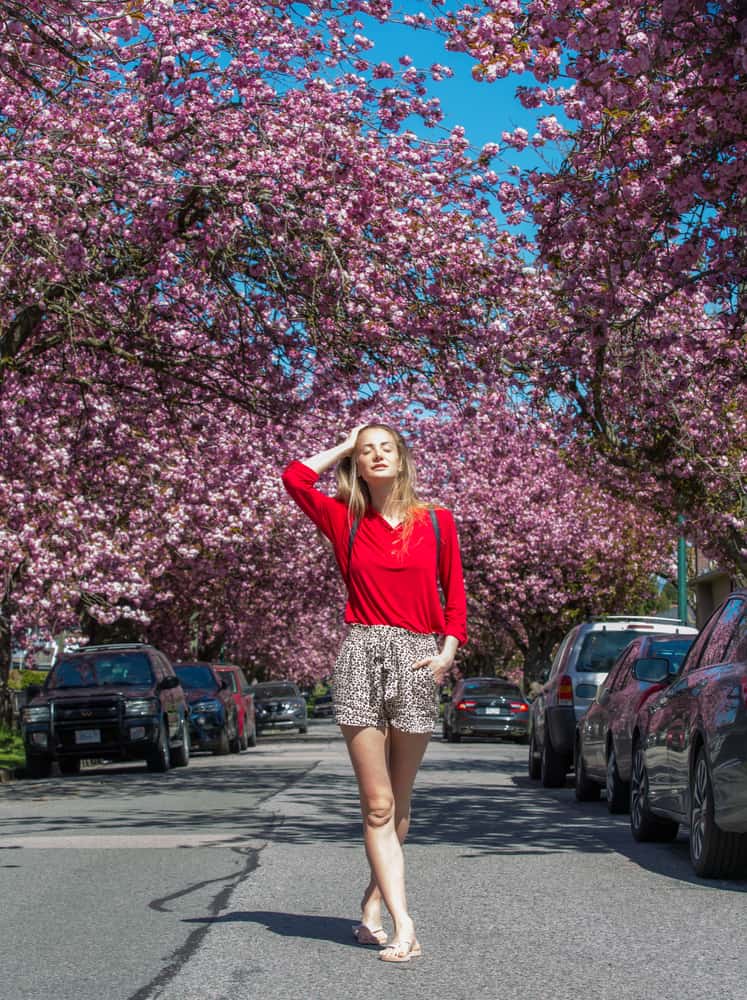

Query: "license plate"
<box><xmin>484</xmin><ymin>708</ymin><xmax>506</xmax><ymax>716</ymax></box>
<box><xmin>75</xmin><ymin>729</ymin><xmax>100</xmax><ymax>744</ymax></box>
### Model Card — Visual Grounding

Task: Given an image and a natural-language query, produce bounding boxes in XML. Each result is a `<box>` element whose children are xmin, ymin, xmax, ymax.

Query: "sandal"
<box><xmin>352</xmin><ymin>924</ymin><xmax>388</xmax><ymax>947</ymax></box>
<box><xmin>379</xmin><ymin>939</ymin><xmax>422</xmax><ymax>963</ymax></box>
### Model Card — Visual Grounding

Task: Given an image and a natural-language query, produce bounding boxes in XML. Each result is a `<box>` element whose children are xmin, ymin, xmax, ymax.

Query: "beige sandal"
<box><xmin>352</xmin><ymin>924</ymin><xmax>388</xmax><ymax>947</ymax></box>
<box><xmin>379</xmin><ymin>939</ymin><xmax>422</xmax><ymax>963</ymax></box>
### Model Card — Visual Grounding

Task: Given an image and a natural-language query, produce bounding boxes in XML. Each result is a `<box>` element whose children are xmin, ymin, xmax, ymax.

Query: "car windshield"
<box><xmin>577</xmin><ymin>631</ymin><xmax>654</xmax><ymax>673</ymax></box>
<box><xmin>648</xmin><ymin>637</ymin><xmax>695</xmax><ymax>670</ymax></box>
<box><xmin>463</xmin><ymin>680</ymin><xmax>522</xmax><ymax>698</ymax></box>
<box><xmin>253</xmin><ymin>683</ymin><xmax>298</xmax><ymax>698</ymax></box>
<box><xmin>175</xmin><ymin>665</ymin><xmax>219</xmax><ymax>691</ymax></box>
<box><xmin>49</xmin><ymin>653</ymin><xmax>153</xmax><ymax>688</ymax></box>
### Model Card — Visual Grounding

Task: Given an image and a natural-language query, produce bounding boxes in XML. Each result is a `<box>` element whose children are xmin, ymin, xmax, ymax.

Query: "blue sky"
<box><xmin>359</xmin><ymin>11</ymin><xmax>562</xmax><ymax>173</ymax></box>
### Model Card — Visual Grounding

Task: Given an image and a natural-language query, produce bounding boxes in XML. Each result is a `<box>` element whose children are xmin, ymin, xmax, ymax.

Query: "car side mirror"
<box><xmin>597</xmin><ymin>687</ymin><xmax>610</xmax><ymax>706</ymax></box>
<box><xmin>26</xmin><ymin>684</ymin><xmax>41</xmax><ymax>699</ymax></box>
<box><xmin>220</xmin><ymin>676</ymin><xmax>231</xmax><ymax>689</ymax></box>
<box><xmin>159</xmin><ymin>675</ymin><xmax>181</xmax><ymax>690</ymax></box>
<box><xmin>632</xmin><ymin>657</ymin><xmax>671</xmax><ymax>684</ymax></box>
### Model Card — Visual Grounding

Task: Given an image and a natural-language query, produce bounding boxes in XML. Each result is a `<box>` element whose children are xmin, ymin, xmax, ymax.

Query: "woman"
<box><xmin>281</xmin><ymin>423</ymin><xmax>467</xmax><ymax>963</ymax></box>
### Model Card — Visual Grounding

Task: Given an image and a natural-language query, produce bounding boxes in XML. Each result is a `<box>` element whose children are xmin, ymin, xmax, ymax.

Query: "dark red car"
<box><xmin>574</xmin><ymin>633</ymin><xmax>696</xmax><ymax>811</ymax></box>
<box><xmin>214</xmin><ymin>664</ymin><xmax>256</xmax><ymax>749</ymax></box>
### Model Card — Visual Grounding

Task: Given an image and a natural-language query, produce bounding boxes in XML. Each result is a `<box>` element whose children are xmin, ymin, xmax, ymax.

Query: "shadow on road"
<box><xmin>182</xmin><ymin>909</ymin><xmax>360</xmax><ymax>947</ymax></box>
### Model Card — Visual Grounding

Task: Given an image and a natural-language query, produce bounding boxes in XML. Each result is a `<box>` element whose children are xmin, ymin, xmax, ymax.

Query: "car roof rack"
<box><xmin>589</xmin><ymin>616</ymin><xmax>691</xmax><ymax>625</ymax></box>
<box><xmin>65</xmin><ymin>642</ymin><xmax>152</xmax><ymax>653</ymax></box>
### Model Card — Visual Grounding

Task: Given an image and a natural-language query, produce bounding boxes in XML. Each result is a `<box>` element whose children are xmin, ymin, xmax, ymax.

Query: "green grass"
<box><xmin>0</xmin><ymin>724</ymin><xmax>24</xmax><ymax>771</ymax></box>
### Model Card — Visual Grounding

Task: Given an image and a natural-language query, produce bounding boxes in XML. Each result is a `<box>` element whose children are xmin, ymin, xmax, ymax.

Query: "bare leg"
<box><xmin>342</xmin><ymin>724</ymin><xmax>430</xmax><ymax>948</ymax></box>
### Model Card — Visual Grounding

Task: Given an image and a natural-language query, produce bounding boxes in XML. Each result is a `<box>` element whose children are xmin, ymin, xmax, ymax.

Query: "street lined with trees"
<box><xmin>1</xmin><ymin>2</ymin><xmax>744</xmax><ymax>707</ymax></box>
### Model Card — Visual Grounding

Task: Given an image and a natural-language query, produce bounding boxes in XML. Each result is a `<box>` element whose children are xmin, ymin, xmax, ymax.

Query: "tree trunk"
<box><xmin>522</xmin><ymin>627</ymin><xmax>564</xmax><ymax>687</ymax></box>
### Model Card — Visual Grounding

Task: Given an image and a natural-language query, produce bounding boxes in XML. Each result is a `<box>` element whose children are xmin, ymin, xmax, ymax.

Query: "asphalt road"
<box><xmin>2</xmin><ymin>723</ymin><xmax>747</xmax><ymax>1000</ymax></box>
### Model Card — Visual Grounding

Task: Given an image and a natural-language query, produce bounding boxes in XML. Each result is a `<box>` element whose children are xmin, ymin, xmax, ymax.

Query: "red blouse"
<box><xmin>282</xmin><ymin>460</ymin><xmax>468</xmax><ymax>644</ymax></box>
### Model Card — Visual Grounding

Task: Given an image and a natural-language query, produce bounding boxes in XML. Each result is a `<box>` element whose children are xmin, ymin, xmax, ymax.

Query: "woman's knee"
<box><xmin>362</xmin><ymin>795</ymin><xmax>395</xmax><ymax>828</ymax></box>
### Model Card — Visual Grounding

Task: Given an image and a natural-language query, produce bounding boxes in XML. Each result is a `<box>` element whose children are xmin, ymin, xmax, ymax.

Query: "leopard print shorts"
<box><xmin>333</xmin><ymin>624</ymin><xmax>440</xmax><ymax>733</ymax></box>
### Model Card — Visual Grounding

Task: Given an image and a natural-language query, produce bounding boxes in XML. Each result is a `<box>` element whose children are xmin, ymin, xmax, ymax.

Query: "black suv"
<box><xmin>22</xmin><ymin>643</ymin><xmax>190</xmax><ymax>778</ymax></box>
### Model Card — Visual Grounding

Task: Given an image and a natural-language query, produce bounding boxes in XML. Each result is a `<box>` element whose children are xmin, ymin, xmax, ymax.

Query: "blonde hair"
<box><xmin>335</xmin><ymin>423</ymin><xmax>430</xmax><ymax>543</ymax></box>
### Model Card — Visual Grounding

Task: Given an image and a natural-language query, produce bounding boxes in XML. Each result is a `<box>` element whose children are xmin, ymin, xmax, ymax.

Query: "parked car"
<box><xmin>311</xmin><ymin>692</ymin><xmax>334</xmax><ymax>718</ymax></box>
<box><xmin>443</xmin><ymin>677</ymin><xmax>529</xmax><ymax>743</ymax></box>
<box><xmin>251</xmin><ymin>681</ymin><xmax>308</xmax><ymax>734</ymax></box>
<box><xmin>22</xmin><ymin>643</ymin><xmax>190</xmax><ymax>777</ymax></box>
<box><xmin>529</xmin><ymin>617</ymin><xmax>698</xmax><ymax>788</ymax></box>
<box><xmin>174</xmin><ymin>662</ymin><xmax>240</xmax><ymax>755</ymax></box>
<box><xmin>213</xmin><ymin>664</ymin><xmax>257</xmax><ymax>749</ymax></box>
<box><xmin>575</xmin><ymin>633</ymin><xmax>696</xmax><ymax>810</ymax></box>
<box><xmin>630</xmin><ymin>590</ymin><xmax>747</xmax><ymax>877</ymax></box>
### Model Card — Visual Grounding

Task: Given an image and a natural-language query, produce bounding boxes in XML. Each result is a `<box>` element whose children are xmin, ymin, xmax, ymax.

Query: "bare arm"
<box><xmin>299</xmin><ymin>425</ymin><xmax>366</xmax><ymax>476</ymax></box>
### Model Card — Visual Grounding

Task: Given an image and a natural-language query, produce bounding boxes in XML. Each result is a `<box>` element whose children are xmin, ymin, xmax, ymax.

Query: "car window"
<box><xmin>575</xmin><ymin>630</ymin><xmax>646</xmax><ymax>674</ymax></box>
<box><xmin>549</xmin><ymin>630</ymin><xmax>576</xmax><ymax>679</ymax></box>
<box><xmin>606</xmin><ymin>644</ymin><xmax>639</xmax><ymax>692</ymax></box>
<box><xmin>175</xmin><ymin>665</ymin><xmax>220</xmax><ymax>691</ymax></box>
<box><xmin>646</xmin><ymin>637</ymin><xmax>695</xmax><ymax>674</ymax></box>
<box><xmin>462</xmin><ymin>680</ymin><xmax>522</xmax><ymax>697</ymax></box>
<box><xmin>218</xmin><ymin>671</ymin><xmax>239</xmax><ymax>692</ymax></box>
<box><xmin>49</xmin><ymin>653</ymin><xmax>153</xmax><ymax>688</ymax></box>
<box><xmin>253</xmin><ymin>683</ymin><xmax>299</xmax><ymax>698</ymax></box>
<box><xmin>693</xmin><ymin>598</ymin><xmax>745</xmax><ymax>670</ymax></box>
<box><xmin>720</xmin><ymin>602</ymin><xmax>747</xmax><ymax>665</ymax></box>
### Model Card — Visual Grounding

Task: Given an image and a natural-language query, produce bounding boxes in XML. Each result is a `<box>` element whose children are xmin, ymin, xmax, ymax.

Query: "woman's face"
<box><xmin>355</xmin><ymin>427</ymin><xmax>401</xmax><ymax>486</ymax></box>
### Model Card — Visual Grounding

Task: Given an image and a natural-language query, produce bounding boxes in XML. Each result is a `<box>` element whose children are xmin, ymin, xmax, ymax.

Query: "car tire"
<box><xmin>59</xmin><ymin>758</ymin><xmax>81</xmax><ymax>776</ymax></box>
<box><xmin>246</xmin><ymin>721</ymin><xmax>257</xmax><ymax>748</ymax></box>
<box><xmin>630</xmin><ymin>740</ymin><xmax>678</xmax><ymax>842</ymax></box>
<box><xmin>690</xmin><ymin>748</ymin><xmax>747</xmax><ymax>878</ymax></box>
<box><xmin>574</xmin><ymin>739</ymin><xmax>600</xmax><ymax>802</ymax></box>
<box><xmin>25</xmin><ymin>756</ymin><xmax>52</xmax><ymax>779</ymax></box>
<box><xmin>229</xmin><ymin>719</ymin><xmax>242</xmax><ymax>753</ymax></box>
<box><xmin>147</xmin><ymin>719</ymin><xmax>172</xmax><ymax>773</ymax></box>
<box><xmin>298</xmin><ymin>723</ymin><xmax>308</xmax><ymax>734</ymax></box>
<box><xmin>442</xmin><ymin>718</ymin><xmax>449</xmax><ymax>740</ymax></box>
<box><xmin>447</xmin><ymin>719</ymin><xmax>461</xmax><ymax>743</ymax></box>
<box><xmin>171</xmin><ymin>721</ymin><xmax>190</xmax><ymax>768</ymax></box>
<box><xmin>541</xmin><ymin>729</ymin><xmax>567</xmax><ymax>788</ymax></box>
<box><xmin>528</xmin><ymin>731</ymin><xmax>541</xmax><ymax>780</ymax></box>
<box><xmin>606</xmin><ymin>746</ymin><xmax>629</xmax><ymax>814</ymax></box>
<box><xmin>213</xmin><ymin>727</ymin><xmax>230</xmax><ymax>756</ymax></box>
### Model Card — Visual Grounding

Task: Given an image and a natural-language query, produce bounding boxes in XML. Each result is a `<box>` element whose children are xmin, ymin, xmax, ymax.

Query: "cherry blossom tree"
<box><xmin>430</xmin><ymin>0</ymin><xmax>747</xmax><ymax>574</ymax></box>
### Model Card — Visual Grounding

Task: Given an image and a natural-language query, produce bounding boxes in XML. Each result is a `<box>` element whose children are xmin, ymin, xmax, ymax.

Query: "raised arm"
<box><xmin>299</xmin><ymin>424</ymin><xmax>366</xmax><ymax>475</ymax></box>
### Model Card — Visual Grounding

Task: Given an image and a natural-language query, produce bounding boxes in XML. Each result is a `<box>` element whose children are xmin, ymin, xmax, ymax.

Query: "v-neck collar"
<box><xmin>370</xmin><ymin>508</ymin><xmax>404</xmax><ymax>531</ymax></box>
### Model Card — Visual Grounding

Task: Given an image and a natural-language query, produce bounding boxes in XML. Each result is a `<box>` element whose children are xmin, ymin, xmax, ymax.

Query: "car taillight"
<box><xmin>457</xmin><ymin>700</ymin><xmax>477</xmax><ymax>710</ymax></box>
<box><xmin>557</xmin><ymin>675</ymin><xmax>574</xmax><ymax>705</ymax></box>
<box><xmin>509</xmin><ymin>701</ymin><xmax>528</xmax><ymax>713</ymax></box>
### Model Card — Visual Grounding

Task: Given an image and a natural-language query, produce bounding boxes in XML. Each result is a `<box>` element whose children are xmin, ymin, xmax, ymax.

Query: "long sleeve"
<box><xmin>436</xmin><ymin>508</ymin><xmax>468</xmax><ymax>645</ymax></box>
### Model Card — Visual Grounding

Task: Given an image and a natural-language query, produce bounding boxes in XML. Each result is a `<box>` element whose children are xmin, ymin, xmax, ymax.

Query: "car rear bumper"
<box><xmin>454</xmin><ymin>714</ymin><xmax>528</xmax><ymax>738</ymax></box>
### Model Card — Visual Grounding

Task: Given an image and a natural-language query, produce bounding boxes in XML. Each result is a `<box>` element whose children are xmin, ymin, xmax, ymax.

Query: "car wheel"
<box><xmin>213</xmin><ymin>726</ymin><xmax>230</xmax><ymax>756</ymax></box>
<box><xmin>541</xmin><ymin>730</ymin><xmax>567</xmax><ymax>788</ymax></box>
<box><xmin>690</xmin><ymin>749</ymin><xmax>747</xmax><ymax>878</ymax></box>
<box><xmin>246</xmin><ymin>721</ymin><xmax>257</xmax><ymax>748</ymax></box>
<box><xmin>606</xmin><ymin>746</ymin><xmax>629</xmax><ymax>814</ymax></box>
<box><xmin>25</xmin><ymin>757</ymin><xmax>52</xmax><ymax>779</ymax></box>
<box><xmin>147</xmin><ymin>719</ymin><xmax>172</xmax><ymax>773</ymax></box>
<box><xmin>528</xmin><ymin>731</ymin><xmax>541</xmax><ymax>780</ymax></box>
<box><xmin>574</xmin><ymin>739</ymin><xmax>600</xmax><ymax>802</ymax></box>
<box><xmin>59</xmin><ymin>758</ymin><xmax>81</xmax><ymax>776</ymax></box>
<box><xmin>630</xmin><ymin>740</ymin><xmax>678</xmax><ymax>842</ymax></box>
<box><xmin>298</xmin><ymin>723</ymin><xmax>308</xmax><ymax>734</ymax></box>
<box><xmin>447</xmin><ymin>719</ymin><xmax>461</xmax><ymax>743</ymax></box>
<box><xmin>229</xmin><ymin>719</ymin><xmax>242</xmax><ymax>754</ymax></box>
<box><xmin>171</xmin><ymin>720</ymin><xmax>190</xmax><ymax>768</ymax></box>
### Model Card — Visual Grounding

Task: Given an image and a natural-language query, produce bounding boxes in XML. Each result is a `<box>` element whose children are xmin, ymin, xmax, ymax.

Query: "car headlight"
<box><xmin>23</xmin><ymin>705</ymin><xmax>50</xmax><ymax>723</ymax></box>
<box><xmin>191</xmin><ymin>699</ymin><xmax>222</xmax><ymax>714</ymax></box>
<box><xmin>124</xmin><ymin>697</ymin><xmax>159</xmax><ymax>717</ymax></box>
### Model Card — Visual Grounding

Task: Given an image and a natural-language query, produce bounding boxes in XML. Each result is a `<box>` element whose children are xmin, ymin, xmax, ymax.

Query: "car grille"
<box><xmin>53</xmin><ymin>699</ymin><xmax>123</xmax><ymax>749</ymax></box>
